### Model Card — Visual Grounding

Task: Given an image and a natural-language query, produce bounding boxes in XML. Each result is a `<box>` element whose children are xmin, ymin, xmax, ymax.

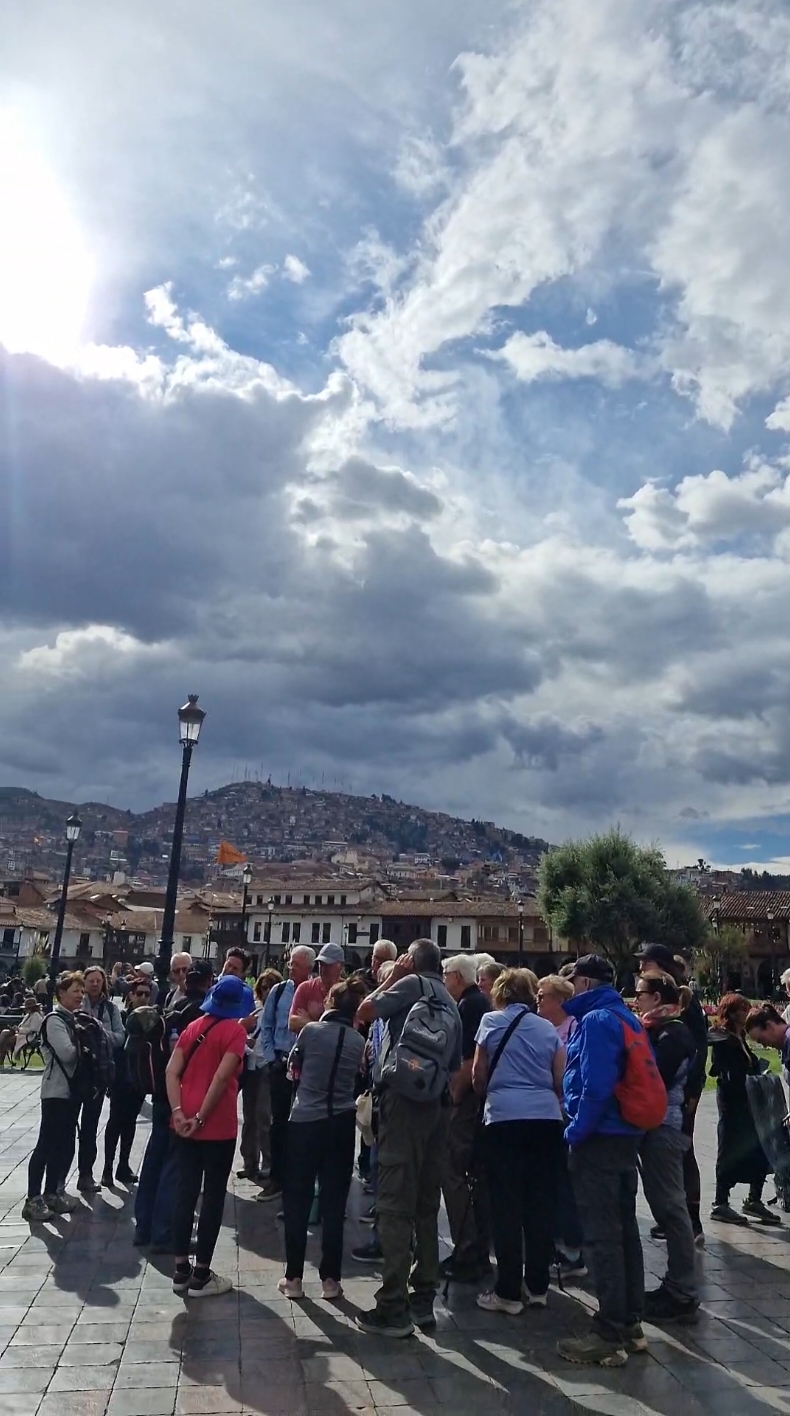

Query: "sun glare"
<box><xmin>0</xmin><ymin>110</ymin><xmax>93</xmax><ymax>365</ymax></box>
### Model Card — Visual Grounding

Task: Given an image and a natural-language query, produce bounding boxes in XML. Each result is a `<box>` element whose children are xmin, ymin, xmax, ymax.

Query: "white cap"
<box><xmin>136</xmin><ymin>961</ymin><xmax>155</xmax><ymax>976</ymax></box>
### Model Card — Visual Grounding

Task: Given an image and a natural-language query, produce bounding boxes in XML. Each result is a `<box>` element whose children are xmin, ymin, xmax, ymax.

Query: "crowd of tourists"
<box><xmin>15</xmin><ymin>936</ymin><xmax>790</xmax><ymax>1365</ymax></box>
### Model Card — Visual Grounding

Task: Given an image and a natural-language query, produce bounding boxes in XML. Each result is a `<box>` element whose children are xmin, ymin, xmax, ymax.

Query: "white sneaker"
<box><xmin>525</xmin><ymin>1291</ymin><xmax>548</xmax><ymax>1308</ymax></box>
<box><xmin>277</xmin><ymin>1276</ymin><xmax>305</xmax><ymax>1299</ymax></box>
<box><xmin>321</xmin><ymin>1278</ymin><xmax>343</xmax><ymax>1300</ymax></box>
<box><xmin>188</xmin><ymin>1271</ymin><xmax>233</xmax><ymax>1298</ymax></box>
<box><xmin>476</xmin><ymin>1291</ymin><xmax>523</xmax><ymax>1315</ymax></box>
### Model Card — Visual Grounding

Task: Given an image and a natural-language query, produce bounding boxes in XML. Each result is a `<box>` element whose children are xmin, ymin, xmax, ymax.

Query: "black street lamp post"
<box><xmin>264</xmin><ymin>898</ymin><xmax>274</xmax><ymax>967</ymax></box>
<box><xmin>517</xmin><ymin>900</ymin><xmax>525</xmax><ymax>968</ymax></box>
<box><xmin>157</xmin><ymin>695</ymin><xmax>206</xmax><ymax>990</ymax></box>
<box><xmin>240</xmin><ymin>864</ymin><xmax>252</xmax><ymax>951</ymax></box>
<box><xmin>50</xmin><ymin>813</ymin><xmax>82</xmax><ymax>989</ymax></box>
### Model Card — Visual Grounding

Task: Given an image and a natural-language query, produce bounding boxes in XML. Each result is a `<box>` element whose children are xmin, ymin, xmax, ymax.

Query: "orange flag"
<box><xmin>216</xmin><ymin>841</ymin><xmax>247</xmax><ymax>866</ymax></box>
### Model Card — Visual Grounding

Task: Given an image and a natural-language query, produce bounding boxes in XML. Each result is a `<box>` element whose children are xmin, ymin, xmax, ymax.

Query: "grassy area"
<box><xmin>704</xmin><ymin>1043</ymin><xmax>783</xmax><ymax>1091</ymax></box>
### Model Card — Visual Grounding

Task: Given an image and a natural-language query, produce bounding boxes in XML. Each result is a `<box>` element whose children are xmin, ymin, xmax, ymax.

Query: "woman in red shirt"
<box><xmin>166</xmin><ymin>974</ymin><xmax>253</xmax><ymax>1298</ymax></box>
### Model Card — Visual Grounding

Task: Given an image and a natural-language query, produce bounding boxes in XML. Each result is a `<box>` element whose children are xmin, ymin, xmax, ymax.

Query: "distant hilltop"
<box><xmin>0</xmin><ymin>779</ymin><xmax>552</xmax><ymax>886</ymax></box>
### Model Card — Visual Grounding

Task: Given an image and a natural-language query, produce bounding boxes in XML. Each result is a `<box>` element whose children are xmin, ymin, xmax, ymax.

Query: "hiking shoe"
<box><xmin>624</xmin><ymin>1323</ymin><xmax>649</xmax><ymax>1354</ymax></box>
<box><xmin>352</xmin><ymin>1239</ymin><xmax>383</xmax><ymax>1264</ymax></box>
<box><xmin>743</xmin><ymin>1197</ymin><xmax>782</xmax><ymax>1226</ymax></box>
<box><xmin>643</xmin><ymin>1285</ymin><xmax>699</xmax><ymax>1325</ymax></box>
<box><xmin>22</xmin><ymin>1196</ymin><xmax>53</xmax><ymax>1222</ymax></box>
<box><xmin>649</xmin><ymin>1224</ymin><xmax>666</xmax><ymax>1240</ymax></box>
<box><xmin>43</xmin><ymin>1191</ymin><xmax>78</xmax><ymax>1214</ymax></box>
<box><xmin>557</xmin><ymin>1334</ymin><xmax>628</xmax><ymax>1367</ymax></box>
<box><xmin>356</xmin><ymin>1309</ymin><xmax>415</xmax><ymax>1338</ymax></box>
<box><xmin>410</xmin><ymin>1298</ymin><xmax>437</xmax><ymax>1330</ymax></box>
<box><xmin>236</xmin><ymin>1167</ymin><xmax>257</xmax><ymax>1179</ymax></box>
<box><xmin>115</xmin><ymin>1168</ymin><xmax>138</xmax><ymax>1185</ymax></box>
<box><xmin>710</xmin><ymin>1202</ymin><xmax>749</xmax><ymax>1226</ymax></box>
<box><xmin>256</xmin><ymin>1182</ymin><xmax>282</xmax><ymax>1202</ymax></box>
<box><xmin>77</xmin><ymin>1174</ymin><xmax>100</xmax><ymax>1194</ymax></box>
<box><xmin>173</xmin><ymin>1265</ymin><xmax>192</xmax><ymax>1295</ymax></box>
<box><xmin>555</xmin><ymin>1254</ymin><xmax>588</xmax><ymax>1279</ymax></box>
<box><xmin>476</xmin><ymin>1291</ymin><xmax>523</xmax><ymax>1315</ymax></box>
<box><xmin>524</xmin><ymin>1290</ymin><xmax>548</xmax><ymax>1308</ymax></box>
<box><xmin>100</xmin><ymin>1172</ymin><xmax>114</xmax><ymax>1188</ymax></box>
<box><xmin>277</xmin><ymin>1276</ymin><xmax>305</xmax><ymax>1299</ymax></box>
<box><xmin>321</xmin><ymin>1278</ymin><xmax>343</xmax><ymax>1300</ymax></box>
<box><xmin>189</xmin><ymin>1270</ymin><xmax>232</xmax><ymax>1298</ymax></box>
<box><xmin>359</xmin><ymin>1207</ymin><xmax>377</xmax><ymax>1226</ymax></box>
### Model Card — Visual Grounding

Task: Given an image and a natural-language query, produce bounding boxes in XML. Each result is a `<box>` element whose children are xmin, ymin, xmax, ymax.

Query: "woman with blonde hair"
<box><xmin>537</xmin><ymin>975</ymin><xmax>575</xmax><ymax>1044</ymax></box>
<box><xmin>472</xmin><ymin>968</ymin><xmax>565</xmax><ymax>1313</ymax></box>
<box><xmin>476</xmin><ymin>961</ymin><xmax>503</xmax><ymax>1001</ymax></box>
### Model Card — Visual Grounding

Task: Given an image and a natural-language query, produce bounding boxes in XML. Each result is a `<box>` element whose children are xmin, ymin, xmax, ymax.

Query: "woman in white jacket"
<box><xmin>23</xmin><ymin>971</ymin><xmax>85</xmax><ymax>1222</ymax></box>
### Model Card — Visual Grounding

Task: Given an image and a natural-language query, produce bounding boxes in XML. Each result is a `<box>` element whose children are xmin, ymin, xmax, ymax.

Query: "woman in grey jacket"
<box><xmin>77</xmin><ymin>966</ymin><xmax>124</xmax><ymax>1192</ymax></box>
<box><xmin>23</xmin><ymin>970</ymin><xmax>86</xmax><ymax>1222</ymax></box>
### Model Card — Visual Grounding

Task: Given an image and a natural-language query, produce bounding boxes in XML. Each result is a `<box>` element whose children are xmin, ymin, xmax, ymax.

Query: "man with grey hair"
<box><xmin>355</xmin><ymin>939</ymin><xmax>461</xmax><ymax>1338</ymax></box>
<box><xmin>166</xmin><ymin>952</ymin><xmax>193</xmax><ymax>1008</ymax></box>
<box><xmin>257</xmin><ymin>945</ymin><xmax>316</xmax><ymax>1203</ymax></box>
<box><xmin>440</xmin><ymin>955</ymin><xmax>492</xmax><ymax>1283</ymax></box>
<box><xmin>369</xmin><ymin>939</ymin><xmax>397</xmax><ymax>982</ymax></box>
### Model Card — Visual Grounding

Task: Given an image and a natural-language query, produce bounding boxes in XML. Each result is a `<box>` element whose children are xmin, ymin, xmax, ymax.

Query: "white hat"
<box><xmin>136</xmin><ymin>961</ymin><xmax>155</xmax><ymax>976</ymax></box>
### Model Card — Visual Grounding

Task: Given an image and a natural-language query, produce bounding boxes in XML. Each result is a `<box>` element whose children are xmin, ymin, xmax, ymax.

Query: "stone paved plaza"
<box><xmin>4</xmin><ymin>1078</ymin><xmax>790</xmax><ymax>1414</ymax></box>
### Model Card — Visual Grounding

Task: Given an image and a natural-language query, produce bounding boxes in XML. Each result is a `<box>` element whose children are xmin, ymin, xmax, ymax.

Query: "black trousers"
<box><xmin>28</xmin><ymin>1097</ymin><xmax>79</xmax><ymax>1198</ymax></box>
<box><xmin>104</xmin><ymin>1084</ymin><xmax>144</xmax><ymax>1175</ymax></box>
<box><xmin>485</xmin><ymin>1119</ymin><xmax>563</xmax><ymax>1301</ymax></box>
<box><xmin>172</xmin><ymin>1136</ymin><xmax>236</xmax><ymax>1269</ymax></box>
<box><xmin>284</xmin><ymin>1112</ymin><xmax>356</xmax><ymax>1281</ymax></box>
<box><xmin>269</xmin><ymin>1062</ymin><xmax>293</xmax><ymax>1187</ymax></box>
<box><xmin>78</xmin><ymin>1093</ymin><xmax>106</xmax><ymax>1178</ymax></box>
<box><xmin>569</xmin><ymin>1134</ymin><xmax>644</xmax><ymax>1343</ymax></box>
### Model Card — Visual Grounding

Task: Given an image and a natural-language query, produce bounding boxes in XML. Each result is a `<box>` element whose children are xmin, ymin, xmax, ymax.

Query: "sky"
<box><xmin>2</xmin><ymin>0</ymin><xmax>790</xmax><ymax>870</ymax></box>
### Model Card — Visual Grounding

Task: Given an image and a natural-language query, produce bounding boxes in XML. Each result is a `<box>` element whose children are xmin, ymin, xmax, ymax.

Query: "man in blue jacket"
<box><xmin>557</xmin><ymin>954</ymin><xmax>646</xmax><ymax>1369</ymax></box>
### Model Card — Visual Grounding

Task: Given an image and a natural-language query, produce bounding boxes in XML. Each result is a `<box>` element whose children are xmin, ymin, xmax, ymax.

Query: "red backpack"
<box><xmin>614</xmin><ymin>1019</ymin><xmax>667</xmax><ymax>1130</ymax></box>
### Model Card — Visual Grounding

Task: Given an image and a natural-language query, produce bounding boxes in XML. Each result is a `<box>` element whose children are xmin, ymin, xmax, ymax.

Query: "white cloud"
<box><xmin>619</xmin><ymin>461</ymin><xmax>790</xmax><ymax>552</ymax></box>
<box><xmin>227</xmin><ymin>263</ymin><xmax>275</xmax><ymax>301</ymax></box>
<box><xmin>18</xmin><ymin>626</ymin><xmax>168</xmax><ymax>678</ymax></box>
<box><xmin>282</xmin><ymin>254</ymin><xmax>310</xmax><ymax>284</ymax></box>
<box><xmin>493</xmin><ymin>331</ymin><xmax>643</xmax><ymax>387</ymax></box>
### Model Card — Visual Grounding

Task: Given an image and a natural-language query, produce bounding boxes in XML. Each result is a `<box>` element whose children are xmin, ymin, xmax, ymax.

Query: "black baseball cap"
<box><xmin>186</xmin><ymin>960</ymin><xmax>214</xmax><ymax>984</ymax></box>
<box><xmin>636</xmin><ymin>943</ymin><xmax>676</xmax><ymax>972</ymax></box>
<box><xmin>568</xmin><ymin>953</ymin><xmax>614</xmax><ymax>984</ymax></box>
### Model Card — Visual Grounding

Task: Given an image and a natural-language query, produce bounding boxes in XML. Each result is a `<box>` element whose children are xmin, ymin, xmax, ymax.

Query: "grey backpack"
<box><xmin>379</xmin><ymin>978</ymin><xmax>460</xmax><ymax>1103</ymax></box>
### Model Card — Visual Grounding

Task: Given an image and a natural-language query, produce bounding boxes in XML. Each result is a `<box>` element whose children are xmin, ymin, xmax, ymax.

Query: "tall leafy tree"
<box><xmin>538</xmin><ymin>827</ymin><xmax>707</xmax><ymax>966</ymax></box>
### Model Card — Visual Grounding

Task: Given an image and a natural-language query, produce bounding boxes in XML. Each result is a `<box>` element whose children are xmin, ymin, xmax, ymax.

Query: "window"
<box><xmin>285</xmin><ymin>895</ymin><xmax>292</xmax><ymax>905</ymax></box>
<box><xmin>347</xmin><ymin>922</ymin><xmax>358</xmax><ymax>945</ymax></box>
<box><xmin>78</xmin><ymin>932</ymin><xmax>91</xmax><ymax>954</ymax></box>
<box><xmin>253</xmin><ymin>922</ymin><xmax>262</xmax><ymax>942</ymax></box>
<box><xmin>2</xmin><ymin>928</ymin><xmax>15</xmax><ymax>947</ymax></box>
<box><xmin>292</xmin><ymin>922</ymin><xmax>301</xmax><ymax>944</ymax></box>
<box><xmin>508</xmin><ymin>926</ymin><xmax>518</xmax><ymax>943</ymax></box>
<box><xmin>303</xmin><ymin>894</ymin><xmax>310</xmax><ymax>905</ymax></box>
<box><xmin>322</xmin><ymin>922</ymin><xmax>331</xmax><ymax>944</ymax></box>
<box><xmin>281</xmin><ymin>922</ymin><xmax>291</xmax><ymax>945</ymax></box>
<box><xmin>182</xmin><ymin>935</ymin><xmax>192</xmax><ymax>948</ymax></box>
<box><xmin>437</xmin><ymin>924</ymin><xmax>447</xmax><ymax>949</ymax></box>
<box><xmin>369</xmin><ymin>923</ymin><xmax>379</xmax><ymax>946</ymax></box>
<box><xmin>314</xmin><ymin>895</ymin><xmax>322</xmax><ymax>906</ymax></box>
<box><xmin>327</xmin><ymin>895</ymin><xmax>335</xmax><ymax>905</ymax></box>
<box><xmin>256</xmin><ymin>895</ymin><xmax>263</xmax><ymax>905</ymax></box>
<box><xmin>340</xmin><ymin>895</ymin><xmax>347</xmax><ymax>906</ymax></box>
<box><xmin>311</xmin><ymin>922</ymin><xmax>320</xmax><ymax>944</ymax></box>
<box><xmin>273</xmin><ymin>895</ymin><xmax>281</xmax><ymax>905</ymax></box>
<box><xmin>460</xmin><ymin>925</ymin><xmax>471</xmax><ymax>949</ymax></box>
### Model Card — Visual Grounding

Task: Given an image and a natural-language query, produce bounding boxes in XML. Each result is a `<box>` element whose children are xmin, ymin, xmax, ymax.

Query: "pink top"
<box><xmin>555</xmin><ymin>1015</ymin><xmax>575</xmax><ymax>1045</ymax></box>
<box><xmin>289</xmin><ymin>976</ymin><xmax>327</xmax><ymax>1024</ymax></box>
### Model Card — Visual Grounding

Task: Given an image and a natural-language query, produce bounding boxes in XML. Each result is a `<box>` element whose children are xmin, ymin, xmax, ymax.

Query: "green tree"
<box><xmin>537</xmin><ymin>827</ymin><xmax>707</xmax><ymax>966</ymax></box>
<box><xmin>693</xmin><ymin>925</ymin><xmax>749</xmax><ymax>992</ymax></box>
<box><xmin>22</xmin><ymin>956</ymin><xmax>46</xmax><ymax>987</ymax></box>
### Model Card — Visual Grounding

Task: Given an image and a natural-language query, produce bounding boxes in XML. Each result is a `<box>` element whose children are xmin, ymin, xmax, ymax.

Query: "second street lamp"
<box><xmin>240</xmin><ymin>863</ymin><xmax>252</xmax><ymax>951</ymax></box>
<box><xmin>517</xmin><ymin>899</ymin><xmax>525</xmax><ymax>968</ymax></box>
<box><xmin>265</xmin><ymin>897</ymin><xmax>274</xmax><ymax>967</ymax></box>
<box><xmin>157</xmin><ymin>695</ymin><xmax>206</xmax><ymax>990</ymax></box>
<box><xmin>50</xmin><ymin>812</ymin><xmax>82</xmax><ymax>990</ymax></box>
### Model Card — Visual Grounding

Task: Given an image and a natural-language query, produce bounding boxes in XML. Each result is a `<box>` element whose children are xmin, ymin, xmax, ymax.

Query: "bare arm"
<box><xmin>289</xmin><ymin>1010</ymin><xmax>311</xmax><ymax>1034</ymax></box>
<box><xmin>471</xmin><ymin>1043</ymin><xmax>489</xmax><ymax>1098</ymax></box>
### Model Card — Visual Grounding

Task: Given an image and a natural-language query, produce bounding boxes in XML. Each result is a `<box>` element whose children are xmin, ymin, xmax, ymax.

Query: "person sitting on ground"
<box><xmin>354</xmin><ymin>939</ymin><xmax>462</xmax><ymax>1339</ymax></box>
<box><xmin>166</xmin><ymin>973</ymin><xmax>252</xmax><ymax>1299</ymax></box>
<box><xmin>473</xmin><ymin>968</ymin><xmax>565</xmax><ymax>1315</ymax></box>
<box><xmin>557</xmin><ymin>954</ymin><xmax>647</xmax><ymax>1370</ymax></box>
<box><xmin>0</xmin><ymin>993</ymin><xmax>43</xmax><ymax>1065</ymax></box>
<box><xmin>278</xmin><ymin>978</ymin><xmax>367</xmax><ymax>1301</ymax></box>
<box><xmin>23</xmin><ymin>971</ymin><xmax>85</xmax><ymax>1222</ymax></box>
<box><xmin>476</xmin><ymin>961</ymin><xmax>503</xmax><ymax>1001</ymax></box>
<box><xmin>439</xmin><ymin>954</ymin><xmax>492</xmax><ymax>1284</ymax></box>
<box><xmin>710</xmin><ymin>992</ymin><xmax>778</xmax><ymax>1227</ymax></box>
<box><xmin>77</xmin><ymin>966</ymin><xmax>124</xmax><ymax>1193</ymax></box>
<box><xmin>634</xmin><ymin>973</ymin><xmax>700</xmax><ymax>1324</ymax></box>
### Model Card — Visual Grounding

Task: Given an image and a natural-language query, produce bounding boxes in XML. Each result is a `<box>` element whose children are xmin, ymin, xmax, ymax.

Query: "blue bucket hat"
<box><xmin>200</xmin><ymin>975</ymin><xmax>254</xmax><ymax>1020</ymax></box>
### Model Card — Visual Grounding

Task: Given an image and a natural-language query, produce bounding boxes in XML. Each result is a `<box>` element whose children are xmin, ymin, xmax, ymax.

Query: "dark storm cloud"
<box><xmin>500</xmin><ymin>714</ymin><xmax>604</xmax><ymax>771</ymax></box>
<box><xmin>328</xmin><ymin>456</ymin><xmax>443</xmax><ymax>521</ymax></box>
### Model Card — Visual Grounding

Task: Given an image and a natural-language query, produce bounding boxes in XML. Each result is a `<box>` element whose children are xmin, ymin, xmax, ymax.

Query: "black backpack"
<box><xmin>125</xmin><ymin>1005</ymin><xmax>168</xmax><ymax>1098</ymax></box>
<box><xmin>43</xmin><ymin>1010</ymin><xmax>115</xmax><ymax>1104</ymax></box>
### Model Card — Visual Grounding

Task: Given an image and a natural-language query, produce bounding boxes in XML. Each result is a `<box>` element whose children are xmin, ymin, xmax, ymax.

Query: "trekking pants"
<box><xmin>569</xmin><ymin>1133</ymin><xmax>644</xmax><ymax>1343</ymax></box>
<box><xmin>639</xmin><ymin>1125</ymin><xmax>697</xmax><ymax>1304</ymax></box>
<box><xmin>374</xmin><ymin>1090</ymin><xmax>450</xmax><ymax>1322</ymax></box>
